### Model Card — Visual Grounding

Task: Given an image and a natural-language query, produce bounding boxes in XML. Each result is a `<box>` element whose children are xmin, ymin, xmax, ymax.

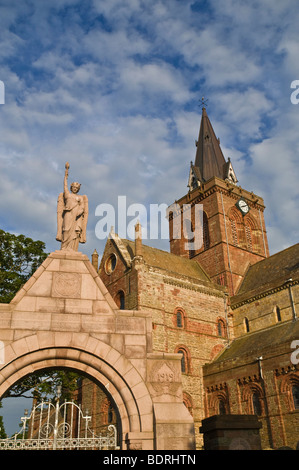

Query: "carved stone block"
<box><xmin>148</xmin><ymin>360</ymin><xmax>181</xmax><ymax>398</ymax></box>
<box><xmin>52</xmin><ymin>272</ymin><xmax>81</xmax><ymax>298</ymax></box>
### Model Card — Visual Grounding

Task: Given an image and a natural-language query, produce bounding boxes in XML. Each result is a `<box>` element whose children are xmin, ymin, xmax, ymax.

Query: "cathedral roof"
<box><xmin>188</xmin><ymin>107</ymin><xmax>237</xmax><ymax>189</ymax></box>
<box><xmin>124</xmin><ymin>238</ymin><xmax>212</xmax><ymax>282</ymax></box>
<box><xmin>232</xmin><ymin>243</ymin><xmax>299</xmax><ymax>307</ymax></box>
<box><xmin>211</xmin><ymin>318</ymin><xmax>299</xmax><ymax>364</ymax></box>
<box><xmin>107</xmin><ymin>230</ymin><xmax>225</xmax><ymax>292</ymax></box>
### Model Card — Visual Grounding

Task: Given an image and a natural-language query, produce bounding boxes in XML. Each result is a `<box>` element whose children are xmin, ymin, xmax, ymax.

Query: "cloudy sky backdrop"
<box><xmin>1</xmin><ymin>0</ymin><xmax>299</xmax><ymax>437</ymax></box>
<box><xmin>1</xmin><ymin>0</ymin><xmax>299</xmax><ymax>260</ymax></box>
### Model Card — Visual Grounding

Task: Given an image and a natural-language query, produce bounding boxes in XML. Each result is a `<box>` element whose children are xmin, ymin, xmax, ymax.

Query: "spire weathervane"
<box><xmin>199</xmin><ymin>96</ymin><xmax>208</xmax><ymax>110</ymax></box>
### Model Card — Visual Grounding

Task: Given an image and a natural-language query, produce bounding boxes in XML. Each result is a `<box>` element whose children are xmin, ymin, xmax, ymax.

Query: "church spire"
<box><xmin>188</xmin><ymin>106</ymin><xmax>237</xmax><ymax>190</ymax></box>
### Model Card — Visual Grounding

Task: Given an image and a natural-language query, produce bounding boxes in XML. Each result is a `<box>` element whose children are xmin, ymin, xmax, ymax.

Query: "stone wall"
<box><xmin>203</xmin><ymin>320</ymin><xmax>299</xmax><ymax>449</ymax></box>
<box><xmin>232</xmin><ymin>284</ymin><xmax>299</xmax><ymax>337</ymax></box>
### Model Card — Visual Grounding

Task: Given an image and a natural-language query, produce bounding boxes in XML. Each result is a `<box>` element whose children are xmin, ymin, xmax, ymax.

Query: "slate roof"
<box><xmin>123</xmin><ymin>238</ymin><xmax>212</xmax><ymax>282</ymax></box>
<box><xmin>232</xmin><ymin>243</ymin><xmax>299</xmax><ymax>306</ymax></box>
<box><xmin>212</xmin><ymin>319</ymin><xmax>299</xmax><ymax>364</ymax></box>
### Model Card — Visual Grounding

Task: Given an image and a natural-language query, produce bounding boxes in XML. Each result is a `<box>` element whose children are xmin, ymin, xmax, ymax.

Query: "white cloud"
<box><xmin>120</xmin><ymin>61</ymin><xmax>191</xmax><ymax>104</ymax></box>
<box><xmin>212</xmin><ymin>88</ymin><xmax>274</xmax><ymax>143</ymax></box>
<box><xmin>235</xmin><ymin>108</ymin><xmax>299</xmax><ymax>253</ymax></box>
<box><xmin>0</xmin><ymin>0</ymin><xmax>298</xmax><ymax>260</ymax></box>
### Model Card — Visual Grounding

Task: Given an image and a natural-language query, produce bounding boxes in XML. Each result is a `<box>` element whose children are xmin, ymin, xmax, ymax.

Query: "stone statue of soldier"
<box><xmin>56</xmin><ymin>162</ymin><xmax>88</xmax><ymax>251</ymax></box>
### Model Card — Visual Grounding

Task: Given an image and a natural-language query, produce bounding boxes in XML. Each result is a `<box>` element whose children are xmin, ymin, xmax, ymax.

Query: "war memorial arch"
<box><xmin>0</xmin><ymin>163</ymin><xmax>195</xmax><ymax>451</ymax></box>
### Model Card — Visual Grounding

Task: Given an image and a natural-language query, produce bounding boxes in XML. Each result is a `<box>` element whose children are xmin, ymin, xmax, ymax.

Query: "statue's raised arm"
<box><xmin>56</xmin><ymin>162</ymin><xmax>88</xmax><ymax>251</ymax></box>
<box><xmin>64</xmin><ymin>162</ymin><xmax>70</xmax><ymax>194</ymax></box>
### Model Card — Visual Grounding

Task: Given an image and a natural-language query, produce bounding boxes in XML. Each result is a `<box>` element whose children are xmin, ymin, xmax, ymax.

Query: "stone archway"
<box><xmin>0</xmin><ymin>333</ymin><xmax>154</xmax><ymax>449</ymax></box>
<box><xmin>0</xmin><ymin>250</ymin><xmax>195</xmax><ymax>450</ymax></box>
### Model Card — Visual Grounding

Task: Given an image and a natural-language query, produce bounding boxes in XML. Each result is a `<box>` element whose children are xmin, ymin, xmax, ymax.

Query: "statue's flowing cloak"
<box><xmin>56</xmin><ymin>191</ymin><xmax>88</xmax><ymax>249</ymax></box>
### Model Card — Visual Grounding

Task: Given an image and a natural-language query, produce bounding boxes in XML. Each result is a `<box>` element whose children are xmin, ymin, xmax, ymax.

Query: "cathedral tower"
<box><xmin>169</xmin><ymin>106</ymin><xmax>269</xmax><ymax>295</ymax></box>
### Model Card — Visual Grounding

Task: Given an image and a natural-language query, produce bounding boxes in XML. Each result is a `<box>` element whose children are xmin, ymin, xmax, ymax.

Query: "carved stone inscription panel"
<box><xmin>149</xmin><ymin>361</ymin><xmax>181</xmax><ymax>397</ymax></box>
<box><xmin>52</xmin><ymin>272</ymin><xmax>81</xmax><ymax>298</ymax></box>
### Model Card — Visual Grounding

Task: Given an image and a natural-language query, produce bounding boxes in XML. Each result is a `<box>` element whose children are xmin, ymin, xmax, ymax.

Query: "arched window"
<box><xmin>217</xmin><ymin>318</ymin><xmax>226</xmax><ymax>337</ymax></box>
<box><xmin>176</xmin><ymin>310</ymin><xmax>184</xmax><ymax>328</ymax></box>
<box><xmin>230</xmin><ymin>218</ymin><xmax>238</xmax><ymax>246</ymax></box>
<box><xmin>186</xmin><ymin>210</ymin><xmax>209</xmax><ymax>256</ymax></box>
<box><xmin>242</xmin><ymin>384</ymin><xmax>264</xmax><ymax>416</ymax></box>
<box><xmin>275</xmin><ymin>306</ymin><xmax>281</xmax><ymax>322</ymax></box>
<box><xmin>252</xmin><ymin>392</ymin><xmax>262</xmax><ymax>416</ymax></box>
<box><xmin>183</xmin><ymin>214</ymin><xmax>194</xmax><ymax>259</ymax></box>
<box><xmin>203</xmin><ymin>212</ymin><xmax>210</xmax><ymax>250</ymax></box>
<box><xmin>244</xmin><ymin>317</ymin><xmax>250</xmax><ymax>333</ymax></box>
<box><xmin>178</xmin><ymin>349</ymin><xmax>186</xmax><ymax>373</ymax></box>
<box><xmin>115</xmin><ymin>290</ymin><xmax>125</xmax><ymax>310</ymax></box>
<box><xmin>280</xmin><ymin>374</ymin><xmax>299</xmax><ymax>411</ymax></box>
<box><xmin>292</xmin><ymin>385</ymin><xmax>299</xmax><ymax>410</ymax></box>
<box><xmin>244</xmin><ymin>216</ymin><xmax>257</xmax><ymax>252</ymax></box>
<box><xmin>176</xmin><ymin>347</ymin><xmax>189</xmax><ymax>374</ymax></box>
<box><xmin>245</xmin><ymin>225</ymin><xmax>252</xmax><ymax>251</ymax></box>
<box><xmin>174</xmin><ymin>308</ymin><xmax>186</xmax><ymax>329</ymax></box>
<box><xmin>218</xmin><ymin>399</ymin><xmax>227</xmax><ymax>415</ymax></box>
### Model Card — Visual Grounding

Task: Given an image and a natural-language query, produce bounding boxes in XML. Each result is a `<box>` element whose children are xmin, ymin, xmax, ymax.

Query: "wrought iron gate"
<box><xmin>0</xmin><ymin>391</ymin><xmax>119</xmax><ymax>450</ymax></box>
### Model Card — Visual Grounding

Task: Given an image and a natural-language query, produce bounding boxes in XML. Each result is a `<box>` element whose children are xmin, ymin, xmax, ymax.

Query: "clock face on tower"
<box><xmin>236</xmin><ymin>198</ymin><xmax>249</xmax><ymax>215</ymax></box>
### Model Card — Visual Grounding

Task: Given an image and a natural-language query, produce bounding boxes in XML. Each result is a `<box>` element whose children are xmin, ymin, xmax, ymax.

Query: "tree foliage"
<box><xmin>3</xmin><ymin>370</ymin><xmax>82</xmax><ymax>403</ymax></box>
<box><xmin>0</xmin><ymin>401</ymin><xmax>7</xmax><ymax>438</ymax></box>
<box><xmin>0</xmin><ymin>229</ymin><xmax>48</xmax><ymax>303</ymax></box>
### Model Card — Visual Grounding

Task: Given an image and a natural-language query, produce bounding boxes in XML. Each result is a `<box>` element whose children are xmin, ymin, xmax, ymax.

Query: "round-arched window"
<box><xmin>115</xmin><ymin>290</ymin><xmax>125</xmax><ymax>310</ymax></box>
<box><xmin>217</xmin><ymin>319</ymin><xmax>226</xmax><ymax>337</ymax></box>
<box><xmin>177</xmin><ymin>310</ymin><xmax>184</xmax><ymax>328</ymax></box>
<box><xmin>252</xmin><ymin>392</ymin><xmax>262</xmax><ymax>416</ymax></box>
<box><xmin>178</xmin><ymin>349</ymin><xmax>187</xmax><ymax>373</ymax></box>
<box><xmin>176</xmin><ymin>347</ymin><xmax>190</xmax><ymax>374</ymax></box>
<box><xmin>292</xmin><ymin>384</ymin><xmax>299</xmax><ymax>410</ymax></box>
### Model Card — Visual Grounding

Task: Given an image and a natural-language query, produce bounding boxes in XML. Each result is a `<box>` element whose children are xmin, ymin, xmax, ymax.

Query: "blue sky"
<box><xmin>0</xmin><ymin>0</ymin><xmax>299</xmax><ymax>437</ymax></box>
<box><xmin>0</xmin><ymin>0</ymin><xmax>299</xmax><ymax>255</ymax></box>
<box><xmin>0</xmin><ymin>0</ymin><xmax>299</xmax><ymax>260</ymax></box>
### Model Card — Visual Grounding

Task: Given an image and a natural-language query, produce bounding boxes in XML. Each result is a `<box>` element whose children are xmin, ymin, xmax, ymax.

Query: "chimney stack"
<box><xmin>135</xmin><ymin>221</ymin><xmax>142</xmax><ymax>258</ymax></box>
<box><xmin>91</xmin><ymin>249</ymin><xmax>99</xmax><ymax>271</ymax></box>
